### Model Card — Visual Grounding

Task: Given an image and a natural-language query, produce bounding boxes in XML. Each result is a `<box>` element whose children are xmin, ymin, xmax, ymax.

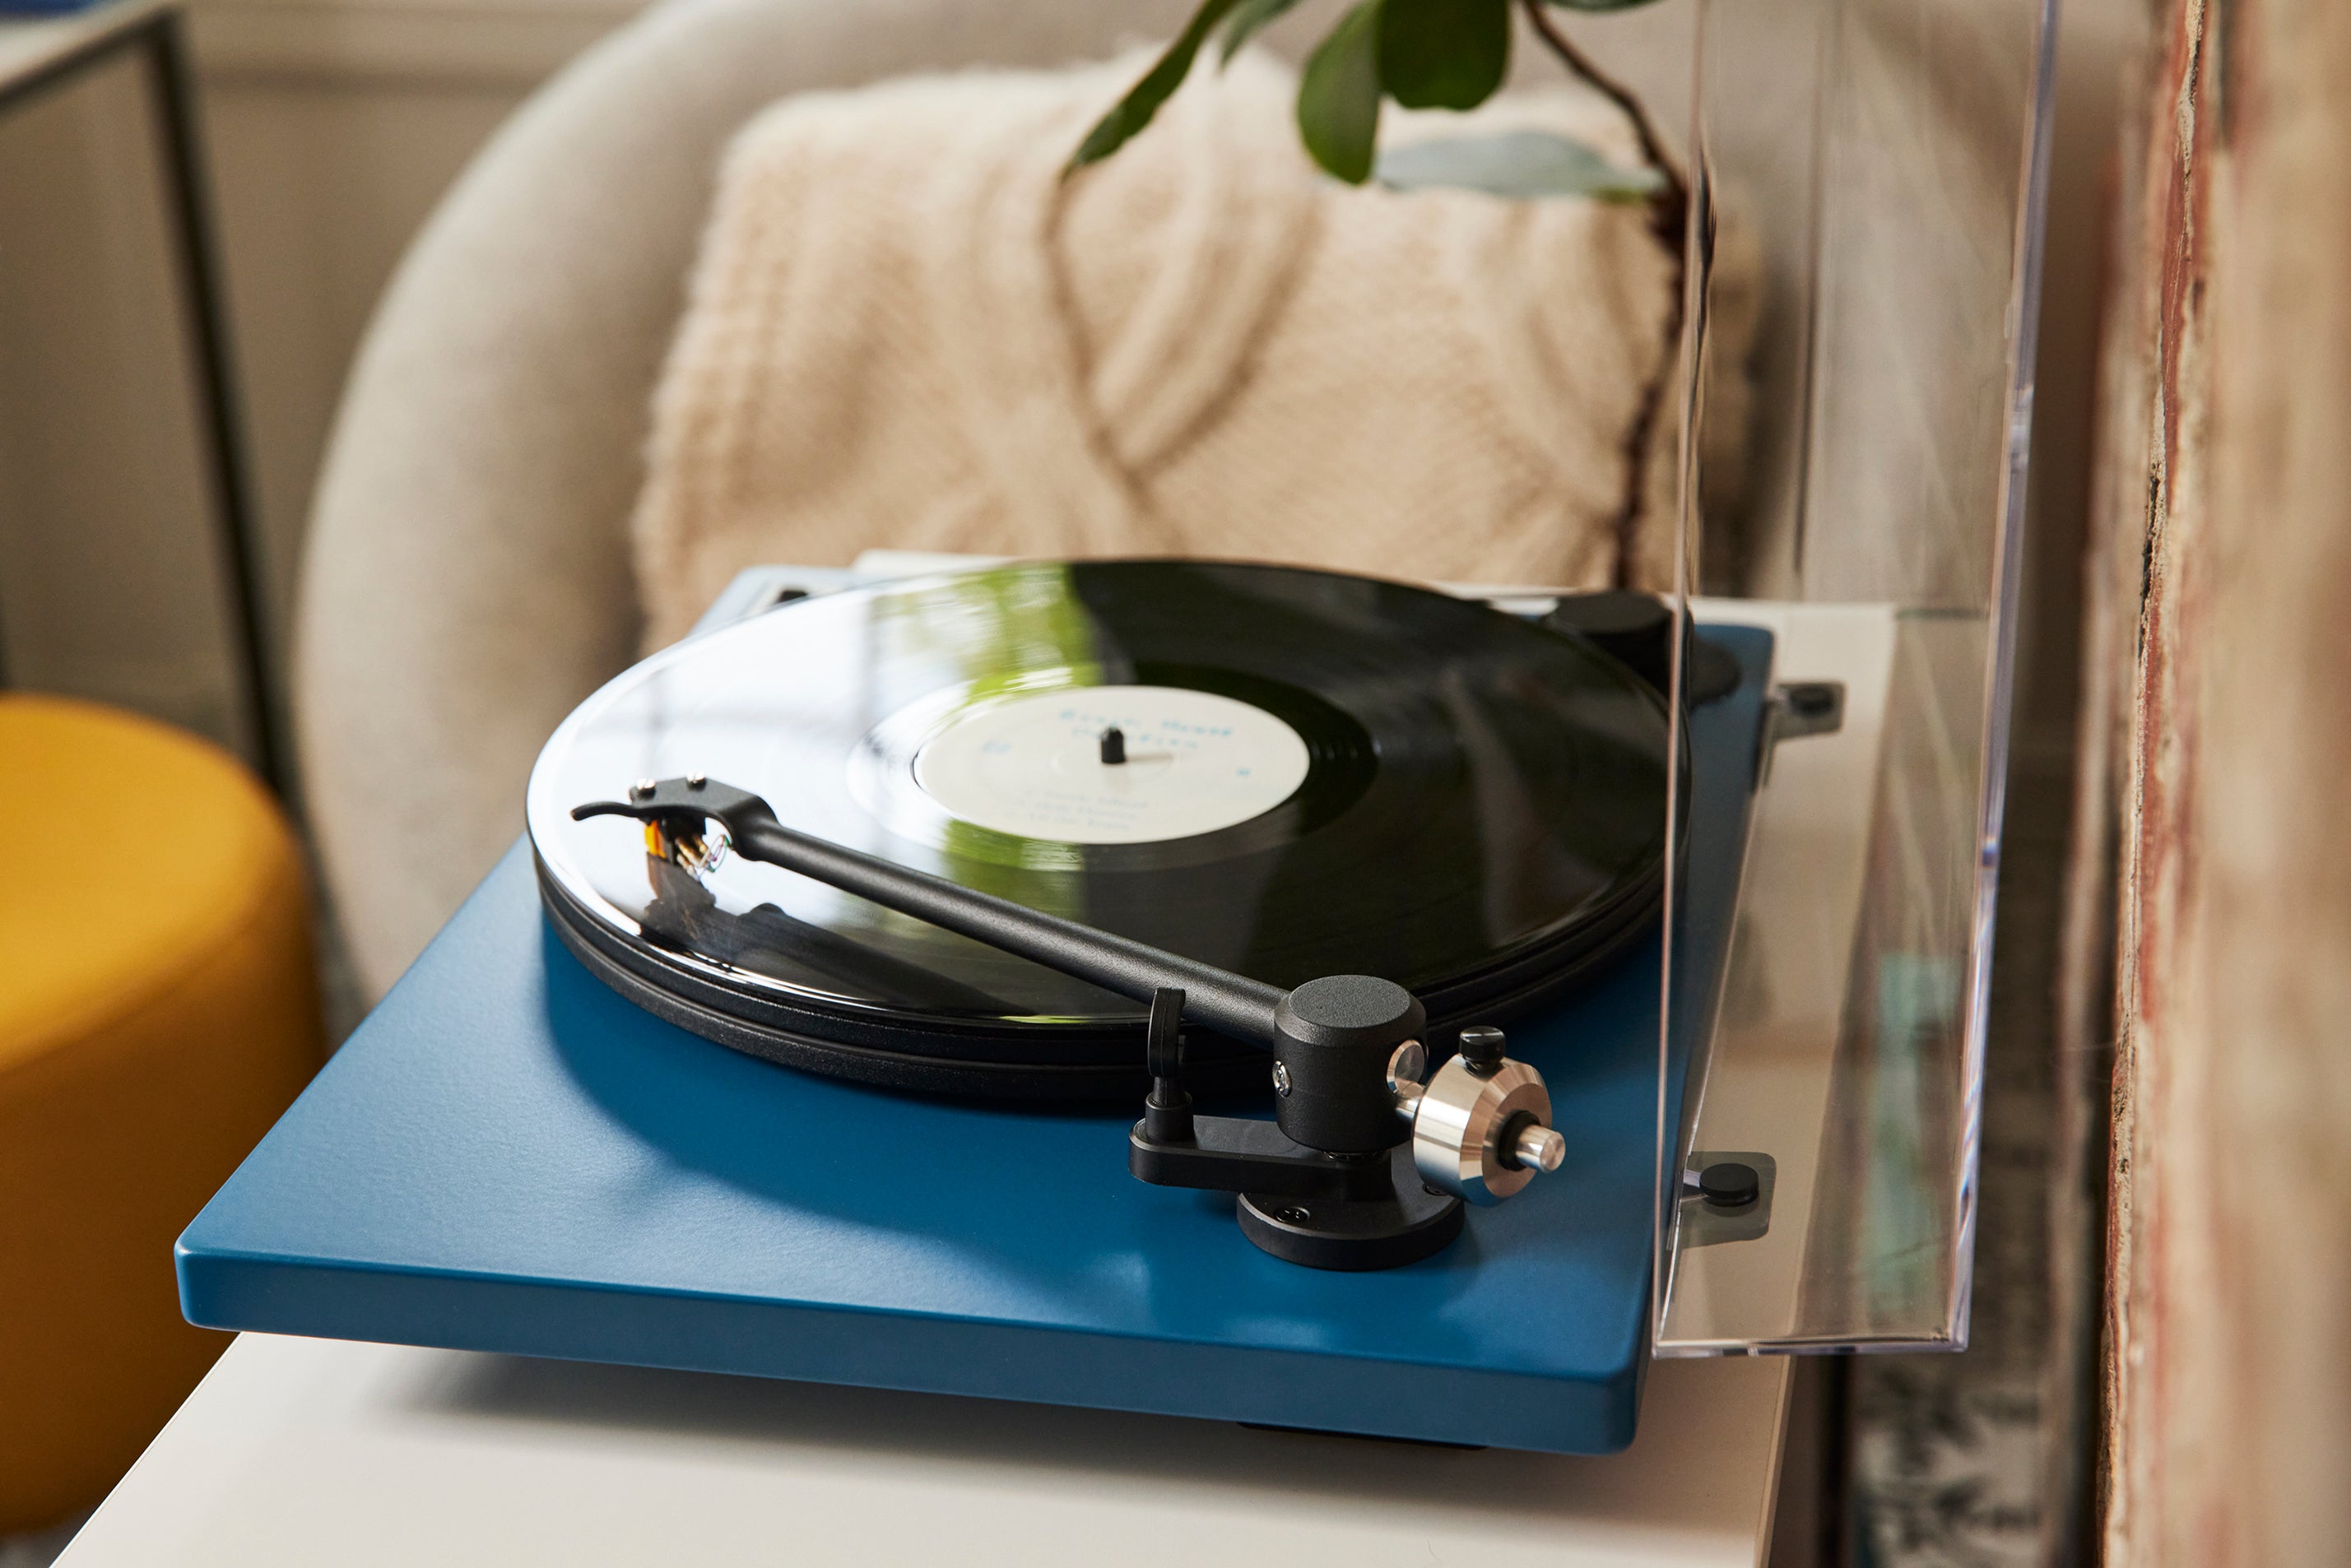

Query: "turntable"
<box><xmin>179</xmin><ymin>558</ymin><xmax>1814</xmax><ymax>1453</ymax></box>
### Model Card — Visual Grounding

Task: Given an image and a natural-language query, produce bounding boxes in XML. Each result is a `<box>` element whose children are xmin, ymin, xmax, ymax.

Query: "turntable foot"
<box><xmin>1235</xmin><ymin>1146</ymin><xmax>1465</xmax><ymax>1271</ymax></box>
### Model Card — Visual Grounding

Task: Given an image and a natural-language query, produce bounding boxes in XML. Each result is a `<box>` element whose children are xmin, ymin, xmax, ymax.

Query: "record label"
<box><xmin>911</xmin><ymin>684</ymin><xmax>1311</xmax><ymax>845</ymax></box>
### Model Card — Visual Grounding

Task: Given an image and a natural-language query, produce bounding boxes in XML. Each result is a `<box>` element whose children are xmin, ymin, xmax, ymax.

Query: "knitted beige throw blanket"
<box><xmin>634</xmin><ymin>49</ymin><xmax>1750</xmax><ymax>647</ymax></box>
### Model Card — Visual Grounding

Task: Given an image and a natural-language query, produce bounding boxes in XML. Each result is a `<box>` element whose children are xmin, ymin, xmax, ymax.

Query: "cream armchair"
<box><xmin>297</xmin><ymin>0</ymin><xmax>1209</xmax><ymax>999</ymax></box>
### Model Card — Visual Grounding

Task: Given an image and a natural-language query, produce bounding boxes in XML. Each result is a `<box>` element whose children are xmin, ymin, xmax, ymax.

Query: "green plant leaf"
<box><xmin>1068</xmin><ymin>0</ymin><xmax>1247</xmax><ymax>171</ymax></box>
<box><xmin>1376</xmin><ymin>129</ymin><xmax>1664</xmax><ymax>199</ymax></box>
<box><xmin>1219</xmin><ymin>0</ymin><xmax>1305</xmax><ymax>63</ymax></box>
<box><xmin>1378</xmin><ymin>0</ymin><xmax>1511</xmax><ymax>111</ymax></box>
<box><xmin>1297</xmin><ymin>0</ymin><xmax>1387</xmax><ymax>183</ymax></box>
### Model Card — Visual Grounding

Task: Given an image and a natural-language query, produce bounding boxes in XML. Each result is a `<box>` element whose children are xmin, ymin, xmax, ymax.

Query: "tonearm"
<box><xmin>575</xmin><ymin>776</ymin><xmax>1566</xmax><ymax>1270</ymax></box>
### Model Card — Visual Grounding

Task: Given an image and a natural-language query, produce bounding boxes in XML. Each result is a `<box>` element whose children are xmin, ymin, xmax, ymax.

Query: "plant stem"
<box><xmin>1515</xmin><ymin>0</ymin><xmax>1687</xmax><ymax>234</ymax></box>
<box><xmin>1516</xmin><ymin>0</ymin><xmax>1693</xmax><ymax>590</ymax></box>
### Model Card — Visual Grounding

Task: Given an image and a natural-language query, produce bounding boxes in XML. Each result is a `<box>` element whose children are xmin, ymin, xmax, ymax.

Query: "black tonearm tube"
<box><xmin>576</xmin><ymin>776</ymin><xmax>1566</xmax><ymax>1269</ymax></box>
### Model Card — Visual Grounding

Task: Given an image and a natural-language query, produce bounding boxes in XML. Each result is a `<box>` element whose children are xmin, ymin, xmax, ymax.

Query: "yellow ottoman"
<box><xmin>0</xmin><ymin>695</ymin><xmax>323</xmax><ymax>1533</ymax></box>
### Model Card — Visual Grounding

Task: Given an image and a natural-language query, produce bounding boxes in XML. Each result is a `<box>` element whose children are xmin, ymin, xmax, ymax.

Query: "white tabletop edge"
<box><xmin>59</xmin><ymin>1335</ymin><xmax>1790</xmax><ymax>1567</ymax></box>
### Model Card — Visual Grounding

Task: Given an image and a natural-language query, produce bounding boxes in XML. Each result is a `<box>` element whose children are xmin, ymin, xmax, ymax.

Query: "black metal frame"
<box><xmin>0</xmin><ymin>0</ymin><xmax>286</xmax><ymax>792</ymax></box>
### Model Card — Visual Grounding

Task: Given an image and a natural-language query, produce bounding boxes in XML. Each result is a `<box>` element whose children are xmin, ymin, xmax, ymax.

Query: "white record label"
<box><xmin>912</xmin><ymin>685</ymin><xmax>1311</xmax><ymax>844</ymax></box>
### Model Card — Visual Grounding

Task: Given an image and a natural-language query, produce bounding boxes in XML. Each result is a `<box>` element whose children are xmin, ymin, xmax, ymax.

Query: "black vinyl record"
<box><xmin>526</xmin><ymin>560</ymin><xmax>1671</xmax><ymax>1099</ymax></box>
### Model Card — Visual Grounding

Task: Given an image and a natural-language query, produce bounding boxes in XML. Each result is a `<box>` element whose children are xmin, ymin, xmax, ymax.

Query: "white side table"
<box><xmin>58</xmin><ymin>1334</ymin><xmax>1795</xmax><ymax>1566</ymax></box>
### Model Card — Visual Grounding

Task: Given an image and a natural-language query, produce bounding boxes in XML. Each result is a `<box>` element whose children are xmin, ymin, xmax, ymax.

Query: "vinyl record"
<box><xmin>526</xmin><ymin>560</ymin><xmax>1672</xmax><ymax>1099</ymax></box>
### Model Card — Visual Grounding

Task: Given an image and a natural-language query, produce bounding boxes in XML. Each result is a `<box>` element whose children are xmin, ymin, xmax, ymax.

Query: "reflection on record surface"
<box><xmin>527</xmin><ymin>560</ymin><xmax>1671</xmax><ymax>1095</ymax></box>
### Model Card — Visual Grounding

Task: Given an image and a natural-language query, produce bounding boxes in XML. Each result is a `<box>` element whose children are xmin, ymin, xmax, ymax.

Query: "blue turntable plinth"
<box><xmin>178</xmin><ymin>627</ymin><xmax>1772</xmax><ymax>1455</ymax></box>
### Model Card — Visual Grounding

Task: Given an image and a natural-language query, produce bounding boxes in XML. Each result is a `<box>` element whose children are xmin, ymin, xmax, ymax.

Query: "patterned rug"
<box><xmin>1849</xmin><ymin>761</ymin><xmax>2090</xmax><ymax>1567</ymax></box>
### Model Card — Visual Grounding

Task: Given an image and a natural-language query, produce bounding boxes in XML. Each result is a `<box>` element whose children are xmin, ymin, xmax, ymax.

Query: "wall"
<box><xmin>0</xmin><ymin>40</ymin><xmax>253</xmax><ymax>749</ymax></box>
<box><xmin>184</xmin><ymin>0</ymin><xmax>648</xmax><ymax>643</ymax></box>
<box><xmin>2091</xmin><ymin>0</ymin><xmax>2351</xmax><ymax>1560</ymax></box>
